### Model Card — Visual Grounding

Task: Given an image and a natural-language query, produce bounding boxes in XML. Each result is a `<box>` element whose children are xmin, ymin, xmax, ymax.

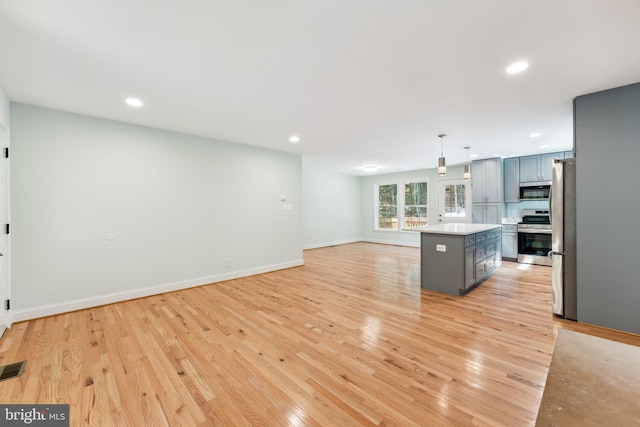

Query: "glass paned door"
<box><xmin>438</xmin><ymin>179</ymin><xmax>471</xmax><ymax>224</ymax></box>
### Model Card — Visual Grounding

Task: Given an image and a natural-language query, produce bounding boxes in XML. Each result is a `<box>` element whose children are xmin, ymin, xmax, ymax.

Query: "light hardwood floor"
<box><xmin>1</xmin><ymin>242</ymin><xmax>639</xmax><ymax>426</ymax></box>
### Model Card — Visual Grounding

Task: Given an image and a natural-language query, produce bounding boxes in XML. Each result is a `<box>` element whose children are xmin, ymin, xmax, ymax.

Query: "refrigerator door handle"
<box><xmin>548</xmin><ymin>184</ymin><xmax>553</xmax><ymax>227</ymax></box>
<box><xmin>551</xmin><ymin>253</ymin><xmax>565</xmax><ymax>316</ymax></box>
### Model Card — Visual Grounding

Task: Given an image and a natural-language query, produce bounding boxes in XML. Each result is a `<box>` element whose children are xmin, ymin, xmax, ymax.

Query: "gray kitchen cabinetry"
<box><xmin>519</xmin><ymin>155</ymin><xmax>539</xmax><ymax>182</ymax></box>
<box><xmin>494</xmin><ymin>229</ymin><xmax>502</xmax><ymax>267</ymax></box>
<box><xmin>420</xmin><ymin>224</ymin><xmax>502</xmax><ymax>296</ymax></box>
<box><xmin>472</xmin><ymin>158</ymin><xmax>503</xmax><ymax>224</ymax></box>
<box><xmin>502</xmin><ymin>224</ymin><xmax>517</xmax><ymax>261</ymax></box>
<box><xmin>472</xmin><ymin>203</ymin><xmax>501</xmax><ymax>225</ymax></box>
<box><xmin>464</xmin><ymin>244</ymin><xmax>475</xmax><ymax>289</ymax></box>
<box><xmin>477</xmin><ymin>228</ymin><xmax>501</xmax><ymax>278</ymax></box>
<box><xmin>472</xmin><ymin>157</ymin><xmax>502</xmax><ymax>203</ymax></box>
<box><xmin>519</xmin><ymin>152</ymin><xmax>564</xmax><ymax>182</ymax></box>
<box><xmin>503</xmin><ymin>157</ymin><xmax>520</xmax><ymax>203</ymax></box>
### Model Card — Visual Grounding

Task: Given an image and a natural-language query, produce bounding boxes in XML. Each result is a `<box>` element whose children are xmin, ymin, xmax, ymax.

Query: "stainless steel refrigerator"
<box><xmin>550</xmin><ymin>158</ymin><xmax>577</xmax><ymax>320</ymax></box>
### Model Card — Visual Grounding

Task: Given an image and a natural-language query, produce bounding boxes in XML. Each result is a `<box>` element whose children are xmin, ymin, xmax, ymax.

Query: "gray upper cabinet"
<box><xmin>519</xmin><ymin>152</ymin><xmax>564</xmax><ymax>182</ymax></box>
<box><xmin>472</xmin><ymin>158</ymin><xmax>502</xmax><ymax>224</ymax></box>
<box><xmin>503</xmin><ymin>157</ymin><xmax>519</xmax><ymax>203</ymax></box>
<box><xmin>540</xmin><ymin>152</ymin><xmax>561</xmax><ymax>180</ymax></box>
<box><xmin>519</xmin><ymin>155</ymin><xmax>539</xmax><ymax>182</ymax></box>
<box><xmin>472</xmin><ymin>157</ymin><xmax>502</xmax><ymax>203</ymax></box>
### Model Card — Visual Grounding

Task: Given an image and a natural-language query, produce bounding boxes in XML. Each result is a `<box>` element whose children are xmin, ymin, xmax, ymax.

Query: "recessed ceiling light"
<box><xmin>529</xmin><ymin>132</ymin><xmax>542</xmax><ymax>138</ymax></box>
<box><xmin>363</xmin><ymin>165</ymin><xmax>379</xmax><ymax>172</ymax></box>
<box><xmin>506</xmin><ymin>61</ymin><xmax>529</xmax><ymax>74</ymax></box>
<box><xmin>470</xmin><ymin>154</ymin><xmax>479</xmax><ymax>158</ymax></box>
<box><xmin>125</xmin><ymin>97</ymin><xmax>144</xmax><ymax>107</ymax></box>
<box><xmin>289</xmin><ymin>135</ymin><xmax>300</xmax><ymax>143</ymax></box>
<box><xmin>539</xmin><ymin>144</ymin><xmax>549</xmax><ymax>149</ymax></box>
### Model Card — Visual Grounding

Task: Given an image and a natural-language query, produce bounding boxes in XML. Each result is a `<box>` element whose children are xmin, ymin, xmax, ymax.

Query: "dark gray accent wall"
<box><xmin>574</xmin><ymin>82</ymin><xmax>640</xmax><ymax>334</ymax></box>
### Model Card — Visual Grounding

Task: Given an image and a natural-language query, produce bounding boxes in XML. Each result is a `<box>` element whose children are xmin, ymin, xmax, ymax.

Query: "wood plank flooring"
<box><xmin>1</xmin><ymin>242</ymin><xmax>639</xmax><ymax>426</ymax></box>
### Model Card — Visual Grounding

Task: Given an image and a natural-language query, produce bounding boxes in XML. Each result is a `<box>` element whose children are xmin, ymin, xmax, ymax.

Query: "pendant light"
<box><xmin>437</xmin><ymin>133</ymin><xmax>446</xmax><ymax>176</ymax></box>
<box><xmin>463</xmin><ymin>146</ymin><xmax>471</xmax><ymax>180</ymax></box>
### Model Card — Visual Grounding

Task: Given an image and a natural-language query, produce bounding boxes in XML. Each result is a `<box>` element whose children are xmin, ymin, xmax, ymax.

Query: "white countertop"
<box><xmin>411</xmin><ymin>223</ymin><xmax>502</xmax><ymax>236</ymax></box>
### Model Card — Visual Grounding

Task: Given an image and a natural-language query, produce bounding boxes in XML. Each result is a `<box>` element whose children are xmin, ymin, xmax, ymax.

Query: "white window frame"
<box><xmin>374</xmin><ymin>181</ymin><xmax>399</xmax><ymax>231</ymax></box>
<box><xmin>374</xmin><ymin>178</ymin><xmax>429</xmax><ymax>231</ymax></box>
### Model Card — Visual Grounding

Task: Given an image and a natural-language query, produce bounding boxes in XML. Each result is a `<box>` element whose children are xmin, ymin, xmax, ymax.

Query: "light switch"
<box><xmin>436</xmin><ymin>244</ymin><xmax>446</xmax><ymax>252</ymax></box>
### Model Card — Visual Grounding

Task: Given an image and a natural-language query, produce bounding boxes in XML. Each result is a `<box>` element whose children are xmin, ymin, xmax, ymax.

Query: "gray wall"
<box><xmin>575</xmin><ymin>82</ymin><xmax>640</xmax><ymax>334</ymax></box>
<box><xmin>302</xmin><ymin>168</ymin><xmax>362</xmax><ymax>249</ymax></box>
<box><xmin>11</xmin><ymin>103</ymin><xmax>303</xmax><ymax>320</ymax></box>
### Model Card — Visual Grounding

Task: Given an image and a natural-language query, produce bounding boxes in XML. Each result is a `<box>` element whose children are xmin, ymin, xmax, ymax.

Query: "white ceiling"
<box><xmin>1</xmin><ymin>1</ymin><xmax>639</xmax><ymax>176</ymax></box>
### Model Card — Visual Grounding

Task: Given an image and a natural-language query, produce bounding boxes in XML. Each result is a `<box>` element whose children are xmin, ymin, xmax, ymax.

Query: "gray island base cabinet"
<box><xmin>418</xmin><ymin>224</ymin><xmax>502</xmax><ymax>296</ymax></box>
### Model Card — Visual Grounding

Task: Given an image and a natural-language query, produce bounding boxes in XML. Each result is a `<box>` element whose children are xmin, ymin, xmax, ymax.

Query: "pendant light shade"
<box><xmin>463</xmin><ymin>146</ymin><xmax>471</xmax><ymax>180</ymax></box>
<box><xmin>438</xmin><ymin>157</ymin><xmax>446</xmax><ymax>176</ymax></box>
<box><xmin>437</xmin><ymin>134</ymin><xmax>446</xmax><ymax>176</ymax></box>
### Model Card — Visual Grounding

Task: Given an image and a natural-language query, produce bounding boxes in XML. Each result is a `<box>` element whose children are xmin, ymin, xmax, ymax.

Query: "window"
<box><xmin>404</xmin><ymin>181</ymin><xmax>428</xmax><ymax>228</ymax></box>
<box><xmin>376</xmin><ymin>180</ymin><xmax>428</xmax><ymax>230</ymax></box>
<box><xmin>377</xmin><ymin>184</ymin><xmax>397</xmax><ymax>229</ymax></box>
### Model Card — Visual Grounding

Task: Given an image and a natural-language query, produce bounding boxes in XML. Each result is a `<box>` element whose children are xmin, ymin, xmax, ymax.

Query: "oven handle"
<box><xmin>517</xmin><ymin>229</ymin><xmax>552</xmax><ymax>235</ymax></box>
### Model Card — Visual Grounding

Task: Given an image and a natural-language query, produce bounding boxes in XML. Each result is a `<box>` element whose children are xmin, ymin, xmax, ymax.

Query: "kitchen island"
<box><xmin>416</xmin><ymin>223</ymin><xmax>502</xmax><ymax>296</ymax></box>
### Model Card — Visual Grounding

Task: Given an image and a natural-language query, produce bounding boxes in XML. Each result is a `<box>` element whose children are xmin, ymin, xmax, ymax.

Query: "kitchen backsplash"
<box><xmin>505</xmin><ymin>200</ymin><xmax>549</xmax><ymax>218</ymax></box>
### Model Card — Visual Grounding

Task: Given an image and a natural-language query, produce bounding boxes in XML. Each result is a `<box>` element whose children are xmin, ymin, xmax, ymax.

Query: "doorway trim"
<box><xmin>0</xmin><ymin>120</ymin><xmax>11</xmax><ymax>336</ymax></box>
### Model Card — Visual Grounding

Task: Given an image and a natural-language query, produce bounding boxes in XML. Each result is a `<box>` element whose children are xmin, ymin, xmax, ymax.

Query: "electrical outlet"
<box><xmin>225</xmin><ymin>258</ymin><xmax>231</xmax><ymax>267</ymax></box>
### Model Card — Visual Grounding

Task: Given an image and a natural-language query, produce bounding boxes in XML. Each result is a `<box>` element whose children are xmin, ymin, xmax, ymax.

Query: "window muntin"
<box><xmin>376</xmin><ymin>180</ymin><xmax>428</xmax><ymax>230</ymax></box>
<box><xmin>443</xmin><ymin>183</ymin><xmax>466</xmax><ymax>218</ymax></box>
<box><xmin>404</xmin><ymin>181</ymin><xmax>428</xmax><ymax>228</ymax></box>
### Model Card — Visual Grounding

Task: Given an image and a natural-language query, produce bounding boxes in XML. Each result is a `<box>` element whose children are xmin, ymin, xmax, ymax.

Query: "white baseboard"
<box><xmin>303</xmin><ymin>238</ymin><xmax>362</xmax><ymax>250</ymax></box>
<box><xmin>10</xmin><ymin>259</ymin><xmax>304</xmax><ymax>323</ymax></box>
<box><xmin>303</xmin><ymin>238</ymin><xmax>419</xmax><ymax>250</ymax></box>
<box><xmin>362</xmin><ymin>237</ymin><xmax>420</xmax><ymax>248</ymax></box>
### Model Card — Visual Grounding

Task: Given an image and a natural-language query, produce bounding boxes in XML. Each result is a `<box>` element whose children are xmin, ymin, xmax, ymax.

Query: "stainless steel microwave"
<box><xmin>519</xmin><ymin>182</ymin><xmax>551</xmax><ymax>200</ymax></box>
